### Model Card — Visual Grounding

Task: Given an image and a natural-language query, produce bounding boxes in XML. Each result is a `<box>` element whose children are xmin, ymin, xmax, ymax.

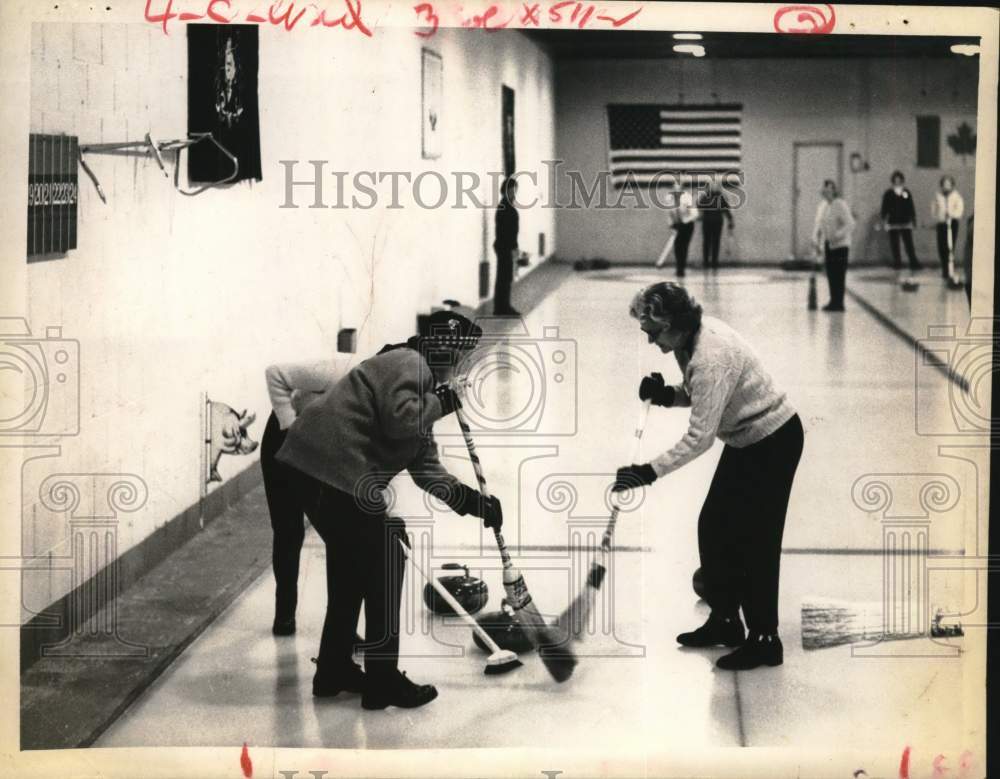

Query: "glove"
<box><xmin>434</xmin><ymin>384</ymin><xmax>462</xmax><ymax>417</ymax></box>
<box><xmin>441</xmin><ymin>484</ymin><xmax>503</xmax><ymax>530</ymax></box>
<box><xmin>612</xmin><ymin>463</ymin><xmax>657</xmax><ymax>493</ymax></box>
<box><xmin>478</xmin><ymin>495</ymin><xmax>504</xmax><ymax>531</ymax></box>
<box><xmin>638</xmin><ymin>372</ymin><xmax>676</xmax><ymax>407</ymax></box>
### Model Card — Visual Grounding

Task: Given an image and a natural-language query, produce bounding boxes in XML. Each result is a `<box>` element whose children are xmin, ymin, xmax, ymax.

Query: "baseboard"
<box><xmin>19</xmin><ymin>460</ymin><xmax>264</xmax><ymax>674</ymax></box>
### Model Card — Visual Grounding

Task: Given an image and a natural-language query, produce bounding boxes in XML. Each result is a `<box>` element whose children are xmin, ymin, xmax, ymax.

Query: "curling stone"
<box><xmin>693</xmin><ymin>567</ymin><xmax>707</xmax><ymax>600</ymax></box>
<box><xmin>472</xmin><ymin>600</ymin><xmax>535</xmax><ymax>654</ymax></box>
<box><xmin>422</xmin><ymin>563</ymin><xmax>488</xmax><ymax>617</ymax></box>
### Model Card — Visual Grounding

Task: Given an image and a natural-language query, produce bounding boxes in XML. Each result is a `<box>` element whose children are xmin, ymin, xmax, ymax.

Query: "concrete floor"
<box><xmin>95</xmin><ymin>267</ymin><xmax>982</xmax><ymax>763</ymax></box>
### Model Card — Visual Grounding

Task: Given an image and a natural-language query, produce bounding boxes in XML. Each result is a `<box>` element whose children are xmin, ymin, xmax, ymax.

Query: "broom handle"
<box><xmin>453</xmin><ymin>404</ymin><xmax>514</xmax><ymax>570</ymax></box>
<box><xmin>602</xmin><ymin>400</ymin><xmax>652</xmax><ymax>553</ymax></box>
<box><xmin>396</xmin><ymin>537</ymin><xmax>506</xmax><ymax>655</ymax></box>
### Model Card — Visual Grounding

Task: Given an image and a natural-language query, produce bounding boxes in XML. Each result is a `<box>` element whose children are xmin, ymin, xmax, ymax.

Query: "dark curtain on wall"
<box><xmin>187</xmin><ymin>24</ymin><xmax>262</xmax><ymax>184</ymax></box>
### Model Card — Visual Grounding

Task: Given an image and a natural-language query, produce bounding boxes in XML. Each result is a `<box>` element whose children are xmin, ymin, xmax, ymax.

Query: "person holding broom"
<box><xmin>276</xmin><ymin>311</ymin><xmax>503</xmax><ymax>708</ymax></box>
<box><xmin>612</xmin><ymin>282</ymin><xmax>804</xmax><ymax>670</ymax></box>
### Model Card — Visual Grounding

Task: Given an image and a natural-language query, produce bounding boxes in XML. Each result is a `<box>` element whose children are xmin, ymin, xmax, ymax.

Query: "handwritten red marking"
<box><xmin>958</xmin><ymin>750</ymin><xmax>974</xmax><ymax>776</ymax></box>
<box><xmin>521</xmin><ymin>2</ymin><xmax>540</xmax><ymax>26</ymax></box>
<box><xmin>145</xmin><ymin>0</ymin><xmax>178</xmax><ymax>34</ymax></box>
<box><xmin>548</xmin><ymin>0</ymin><xmax>575</xmax><ymax>22</ymax></box>
<box><xmin>899</xmin><ymin>746</ymin><xmax>911</xmax><ymax>779</ymax></box>
<box><xmin>773</xmin><ymin>3</ymin><xmax>836</xmax><ymax>34</ymax></box>
<box><xmin>179</xmin><ymin>11</ymin><xmax>204</xmax><ymax>19</ymax></box>
<box><xmin>596</xmin><ymin>7</ymin><xmax>641</xmax><ymax>27</ymax></box>
<box><xmin>207</xmin><ymin>0</ymin><xmax>234</xmax><ymax>22</ymax></box>
<box><xmin>312</xmin><ymin>0</ymin><xmax>372</xmax><ymax>34</ymax></box>
<box><xmin>577</xmin><ymin>5</ymin><xmax>594</xmax><ymax>27</ymax></box>
<box><xmin>462</xmin><ymin>4</ymin><xmax>513</xmax><ymax>30</ymax></box>
<box><xmin>240</xmin><ymin>743</ymin><xmax>252</xmax><ymax>778</ymax></box>
<box><xmin>413</xmin><ymin>1</ymin><xmax>439</xmax><ymax>35</ymax></box>
<box><xmin>933</xmin><ymin>754</ymin><xmax>949</xmax><ymax>776</ymax></box>
<box><xmin>270</xmin><ymin>1</ymin><xmax>308</xmax><ymax>30</ymax></box>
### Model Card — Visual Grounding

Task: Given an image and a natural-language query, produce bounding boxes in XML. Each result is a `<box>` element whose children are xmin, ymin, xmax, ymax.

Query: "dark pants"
<box><xmin>698</xmin><ymin>415</ymin><xmax>804</xmax><ymax>635</ymax></box>
<box><xmin>888</xmin><ymin>228</ymin><xmax>919</xmax><ymax>270</ymax></box>
<box><xmin>261</xmin><ymin>412</ymin><xmax>306</xmax><ymax>622</ymax></box>
<box><xmin>295</xmin><ymin>473</ymin><xmax>407</xmax><ymax>682</ymax></box>
<box><xmin>702</xmin><ymin>219</ymin><xmax>723</xmax><ymax>268</ymax></box>
<box><xmin>936</xmin><ymin>219</ymin><xmax>960</xmax><ymax>278</ymax></box>
<box><xmin>674</xmin><ymin>222</ymin><xmax>695</xmax><ymax>275</ymax></box>
<box><xmin>824</xmin><ymin>243</ymin><xmax>848</xmax><ymax>309</ymax></box>
<box><xmin>493</xmin><ymin>245</ymin><xmax>514</xmax><ymax>313</ymax></box>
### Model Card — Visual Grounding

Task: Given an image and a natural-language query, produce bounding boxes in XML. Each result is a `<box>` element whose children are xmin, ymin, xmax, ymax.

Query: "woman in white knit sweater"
<box><xmin>613</xmin><ymin>282</ymin><xmax>804</xmax><ymax>670</ymax></box>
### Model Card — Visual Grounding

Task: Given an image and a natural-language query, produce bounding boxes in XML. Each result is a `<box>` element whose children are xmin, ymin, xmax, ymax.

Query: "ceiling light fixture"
<box><xmin>673</xmin><ymin>33</ymin><xmax>703</xmax><ymax>41</ymax></box>
<box><xmin>673</xmin><ymin>44</ymin><xmax>706</xmax><ymax>57</ymax></box>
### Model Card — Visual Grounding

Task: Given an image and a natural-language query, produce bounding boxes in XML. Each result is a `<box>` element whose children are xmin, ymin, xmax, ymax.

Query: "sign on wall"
<box><xmin>187</xmin><ymin>24</ymin><xmax>262</xmax><ymax>184</ymax></box>
<box><xmin>27</xmin><ymin>134</ymin><xmax>79</xmax><ymax>260</ymax></box>
<box><xmin>421</xmin><ymin>49</ymin><xmax>443</xmax><ymax>159</ymax></box>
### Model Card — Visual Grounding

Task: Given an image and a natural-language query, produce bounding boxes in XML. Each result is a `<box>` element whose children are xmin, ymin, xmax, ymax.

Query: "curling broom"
<box><xmin>397</xmin><ymin>537</ymin><xmax>522</xmax><ymax>675</ymax></box>
<box><xmin>557</xmin><ymin>399</ymin><xmax>652</xmax><ymax>641</ymax></box>
<box><xmin>453</xmin><ymin>405</ymin><xmax>577</xmax><ymax>683</ymax></box>
<box><xmin>801</xmin><ymin>598</ymin><xmax>964</xmax><ymax>650</ymax></box>
<box><xmin>654</xmin><ymin>229</ymin><xmax>678</xmax><ymax>268</ymax></box>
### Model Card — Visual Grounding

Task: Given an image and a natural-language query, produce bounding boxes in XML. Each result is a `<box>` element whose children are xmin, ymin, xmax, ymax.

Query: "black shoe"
<box><xmin>312</xmin><ymin>660</ymin><xmax>366</xmax><ymax>697</ymax></box>
<box><xmin>716</xmin><ymin>633</ymin><xmax>783</xmax><ymax>670</ymax></box>
<box><xmin>272</xmin><ymin>617</ymin><xmax>296</xmax><ymax>636</ymax></box>
<box><xmin>821</xmin><ymin>303</ymin><xmax>845</xmax><ymax>312</ymax></box>
<box><xmin>362</xmin><ymin>671</ymin><xmax>438</xmax><ymax>710</ymax></box>
<box><xmin>677</xmin><ymin>614</ymin><xmax>746</xmax><ymax>648</ymax></box>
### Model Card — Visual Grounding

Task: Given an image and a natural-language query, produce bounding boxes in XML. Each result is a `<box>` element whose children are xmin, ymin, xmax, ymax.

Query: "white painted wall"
<box><xmin>23</xmin><ymin>23</ymin><xmax>555</xmax><ymax>614</ymax></box>
<box><xmin>554</xmin><ymin>56</ymin><xmax>979</xmax><ymax>264</ymax></box>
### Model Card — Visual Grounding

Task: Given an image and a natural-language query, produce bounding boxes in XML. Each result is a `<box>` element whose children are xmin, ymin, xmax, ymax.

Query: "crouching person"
<box><xmin>276</xmin><ymin>311</ymin><xmax>501</xmax><ymax>709</ymax></box>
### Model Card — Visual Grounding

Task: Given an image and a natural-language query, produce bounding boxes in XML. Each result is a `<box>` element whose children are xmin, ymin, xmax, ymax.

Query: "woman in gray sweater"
<box><xmin>613</xmin><ymin>282</ymin><xmax>804</xmax><ymax>670</ymax></box>
<box><xmin>275</xmin><ymin>311</ymin><xmax>501</xmax><ymax>710</ymax></box>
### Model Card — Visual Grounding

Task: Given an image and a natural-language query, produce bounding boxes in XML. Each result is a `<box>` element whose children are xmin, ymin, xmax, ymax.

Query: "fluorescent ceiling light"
<box><xmin>673</xmin><ymin>44</ymin><xmax>706</xmax><ymax>57</ymax></box>
<box><xmin>950</xmin><ymin>44</ymin><xmax>980</xmax><ymax>56</ymax></box>
<box><xmin>673</xmin><ymin>33</ymin><xmax>703</xmax><ymax>41</ymax></box>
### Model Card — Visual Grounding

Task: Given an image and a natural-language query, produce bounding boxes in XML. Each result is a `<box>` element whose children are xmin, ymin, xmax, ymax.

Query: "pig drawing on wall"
<box><xmin>208</xmin><ymin>402</ymin><xmax>258</xmax><ymax>483</ymax></box>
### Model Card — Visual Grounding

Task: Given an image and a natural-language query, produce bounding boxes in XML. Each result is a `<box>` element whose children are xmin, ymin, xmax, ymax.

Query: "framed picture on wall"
<box><xmin>421</xmin><ymin>49</ymin><xmax>443</xmax><ymax>159</ymax></box>
<box><xmin>187</xmin><ymin>24</ymin><xmax>262</xmax><ymax>184</ymax></box>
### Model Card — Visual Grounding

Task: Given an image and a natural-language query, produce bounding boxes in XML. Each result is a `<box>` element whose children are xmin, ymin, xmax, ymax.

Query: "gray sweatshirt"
<box><xmin>270</xmin><ymin>349</ymin><xmax>461</xmax><ymax>499</ymax></box>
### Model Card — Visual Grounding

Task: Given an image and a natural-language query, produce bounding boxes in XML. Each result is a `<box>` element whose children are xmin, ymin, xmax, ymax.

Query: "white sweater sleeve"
<box><xmin>650</xmin><ymin>360</ymin><xmax>733</xmax><ymax>477</ymax></box>
<box><xmin>265</xmin><ymin>359</ymin><xmax>351</xmax><ymax>429</ymax></box>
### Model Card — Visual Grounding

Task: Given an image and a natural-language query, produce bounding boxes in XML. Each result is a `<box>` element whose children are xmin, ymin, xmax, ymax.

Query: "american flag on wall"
<box><xmin>606</xmin><ymin>104</ymin><xmax>743</xmax><ymax>189</ymax></box>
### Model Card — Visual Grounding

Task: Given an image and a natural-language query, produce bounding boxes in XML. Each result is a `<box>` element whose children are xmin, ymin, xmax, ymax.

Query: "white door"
<box><xmin>793</xmin><ymin>143</ymin><xmax>842</xmax><ymax>259</ymax></box>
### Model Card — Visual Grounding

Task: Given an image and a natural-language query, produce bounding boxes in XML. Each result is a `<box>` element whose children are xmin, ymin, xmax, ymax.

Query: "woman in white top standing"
<box><xmin>812</xmin><ymin>179</ymin><xmax>856</xmax><ymax>312</ymax></box>
<box><xmin>612</xmin><ymin>282</ymin><xmax>804</xmax><ymax>670</ymax></box>
<box><xmin>669</xmin><ymin>183</ymin><xmax>699</xmax><ymax>278</ymax></box>
<box><xmin>932</xmin><ymin>175</ymin><xmax>965</xmax><ymax>280</ymax></box>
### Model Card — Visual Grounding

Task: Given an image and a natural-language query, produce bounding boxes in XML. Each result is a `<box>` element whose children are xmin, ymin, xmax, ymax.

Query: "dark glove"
<box><xmin>478</xmin><ymin>495</ymin><xmax>503</xmax><ymax>531</ymax></box>
<box><xmin>638</xmin><ymin>372</ymin><xmax>676</xmax><ymax>407</ymax></box>
<box><xmin>434</xmin><ymin>384</ymin><xmax>462</xmax><ymax>417</ymax></box>
<box><xmin>442</xmin><ymin>484</ymin><xmax>503</xmax><ymax>530</ymax></box>
<box><xmin>612</xmin><ymin>463</ymin><xmax>657</xmax><ymax>493</ymax></box>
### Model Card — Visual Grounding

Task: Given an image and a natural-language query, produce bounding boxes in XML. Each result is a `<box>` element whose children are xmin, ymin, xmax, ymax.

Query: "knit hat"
<box><xmin>418</xmin><ymin>310</ymin><xmax>483</xmax><ymax>351</ymax></box>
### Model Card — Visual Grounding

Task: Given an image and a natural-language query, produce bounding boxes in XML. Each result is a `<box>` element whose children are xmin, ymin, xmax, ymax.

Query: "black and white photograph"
<box><xmin>0</xmin><ymin>2</ymin><xmax>996</xmax><ymax>778</ymax></box>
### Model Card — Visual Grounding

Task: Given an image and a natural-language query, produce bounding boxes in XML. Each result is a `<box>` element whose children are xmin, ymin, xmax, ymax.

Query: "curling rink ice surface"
<box><xmin>96</xmin><ymin>267</ymin><xmax>978</xmax><ymax>752</ymax></box>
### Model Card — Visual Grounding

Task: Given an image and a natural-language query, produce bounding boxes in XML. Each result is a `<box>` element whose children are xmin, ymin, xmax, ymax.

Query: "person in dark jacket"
<box><xmin>880</xmin><ymin>171</ymin><xmax>921</xmax><ymax>271</ymax></box>
<box><xmin>697</xmin><ymin>180</ymin><xmax>734</xmax><ymax>271</ymax></box>
<box><xmin>276</xmin><ymin>311</ymin><xmax>502</xmax><ymax>710</ymax></box>
<box><xmin>493</xmin><ymin>177</ymin><xmax>520</xmax><ymax>317</ymax></box>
